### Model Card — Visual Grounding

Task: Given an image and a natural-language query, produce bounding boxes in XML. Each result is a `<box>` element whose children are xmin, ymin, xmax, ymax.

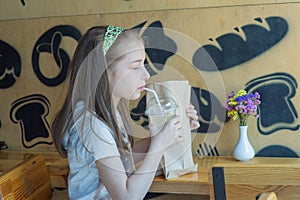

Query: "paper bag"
<box><xmin>146</xmin><ymin>80</ymin><xmax>198</xmax><ymax>179</ymax></box>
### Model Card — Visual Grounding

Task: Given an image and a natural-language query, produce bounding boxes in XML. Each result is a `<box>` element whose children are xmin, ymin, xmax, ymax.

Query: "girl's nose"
<box><xmin>142</xmin><ymin>65</ymin><xmax>150</xmax><ymax>80</ymax></box>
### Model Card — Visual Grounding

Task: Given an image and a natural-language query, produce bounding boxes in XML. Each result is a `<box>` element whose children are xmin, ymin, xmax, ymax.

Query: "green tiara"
<box><xmin>103</xmin><ymin>25</ymin><xmax>125</xmax><ymax>55</ymax></box>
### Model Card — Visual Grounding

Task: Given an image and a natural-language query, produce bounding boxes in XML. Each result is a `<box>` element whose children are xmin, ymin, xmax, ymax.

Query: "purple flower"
<box><xmin>226</xmin><ymin>89</ymin><xmax>261</xmax><ymax>126</ymax></box>
<box><xmin>228</xmin><ymin>91</ymin><xmax>235</xmax><ymax>98</ymax></box>
<box><xmin>254</xmin><ymin>92</ymin><xmax>260</xmax><ymax>99</ymax></box>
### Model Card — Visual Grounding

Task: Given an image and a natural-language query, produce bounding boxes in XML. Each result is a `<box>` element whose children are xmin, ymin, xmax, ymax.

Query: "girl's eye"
<box><xmin>130</xmin><ymin>60</ymin><xmax>145</xmax><ymax>70</ymax></box>
<box><xmin>132</xmin><ymin>63</ymin><xmax>142</xmax><ymax>69</ymax></box>
<box><xmin>134</xmin><ymin>65</ymin><xmax>141</xmax><ymax>69</ymax></box>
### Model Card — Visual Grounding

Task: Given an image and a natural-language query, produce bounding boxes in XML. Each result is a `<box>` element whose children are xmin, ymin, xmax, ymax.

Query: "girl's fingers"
<box><xmin>176</xmin><ymin>125</ymin><xmax>183</xmax><ymax>132</ymax></box>
<box><xmin>188</xmin><ymin>104</ymin><xmax>194</xmax><ymax>109</ymax></box>
<box><xmin>168</xmin><ymin>116</ymin><xmax>181</xmax><ymax>125</ymax></box>
<box><xmin>186</xmin><ymin>111</ymin><xmax>198</xmax><ymax>121</ymax></box>
<box><xmin>189</xmin><ymin>114</ymin><xmax>198</xmax><ymax>121</ymax></box>
<box><xmin>193</xmin><ymin>120</ymin><xmax>199</xmax><ymax>125</ymax></box>
<box><xmin>191</xmin><ymin>120</ymin><xmax>200</xmax><ymax>130</ymax></box>
<box><xmin>186</xmin><ymin>107</ymin><xmax>197</xmax><ymax>113</ymax></box>
<box><xmin>186</xmin><ymin>107</ymin><xmax>200</xmax><ymax>130</ymax></box>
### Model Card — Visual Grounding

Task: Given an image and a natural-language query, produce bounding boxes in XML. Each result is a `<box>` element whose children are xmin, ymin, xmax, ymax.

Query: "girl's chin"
<box><xmin>129</xmin><ymin>91</ymin><xmax>141</xmax><ymax>100</ymax></box>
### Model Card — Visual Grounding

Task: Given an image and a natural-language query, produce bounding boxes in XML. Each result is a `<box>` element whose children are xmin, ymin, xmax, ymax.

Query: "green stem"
<box><xmin>238</xmin><ymin>114</ymin><xmax>248</xmax><ymax>126</ymax></box>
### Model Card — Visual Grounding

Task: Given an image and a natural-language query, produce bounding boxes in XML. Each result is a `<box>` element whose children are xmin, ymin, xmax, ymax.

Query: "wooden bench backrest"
<box><xmin>0</xmin><ymin>154</ymin><xmax>52</xmax><ymax>200</ymax></box>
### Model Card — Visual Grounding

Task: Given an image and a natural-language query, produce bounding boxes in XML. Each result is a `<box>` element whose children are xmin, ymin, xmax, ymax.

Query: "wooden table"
<box><xmin>149</xmin><ymin>156</ymin><xmax>236</xmax><ymax>195</ymax></box>
<box><xmin>2</xmin><ymin>152</ymin><xmax>300</xmax><ymax>199</ymax></box>
<box><xmin>150</xmin><ymin>156</ymin><xmax>300</xmax><ymax>200</ymax></box>
<box><xmin>209</xmin><ymin>157</ymin><xmax>300</xmax><ymax>200</ymax></box>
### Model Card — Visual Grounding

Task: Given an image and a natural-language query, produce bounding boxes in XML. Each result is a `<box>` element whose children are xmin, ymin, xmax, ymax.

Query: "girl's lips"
<box><xmin>138</xmin><ymin>86</ymin><xmax>145</xmax><ymax>91</ymax></box>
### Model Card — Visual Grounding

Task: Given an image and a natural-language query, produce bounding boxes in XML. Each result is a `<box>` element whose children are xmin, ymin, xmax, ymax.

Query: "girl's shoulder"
<box><xmin>71</xmin><ymin>101</ymin><xmax>115</xmax><ymax>143</ymax></box>
<box><xmin>73</xmin><ymin>101</ymin><xmax>108</xmax><ymax>126</ymax></box>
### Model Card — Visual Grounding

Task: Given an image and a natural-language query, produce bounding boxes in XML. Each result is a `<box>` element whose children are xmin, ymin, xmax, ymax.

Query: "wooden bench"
<box><xmin>0</xmin><ymin>154</ymin><xmax>52</xmax><ymax>199</ymax></box>
<box><xmin>0</xmin><ymin>151</ymin><xmax>69</xmax><ymax>189</ymax></box>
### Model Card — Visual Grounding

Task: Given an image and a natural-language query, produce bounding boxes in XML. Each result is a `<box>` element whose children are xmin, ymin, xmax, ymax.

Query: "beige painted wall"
<box><xmin>1</xmin><ymin>1</ymin><xmax>300</xmax><ymax>159</ymax></box>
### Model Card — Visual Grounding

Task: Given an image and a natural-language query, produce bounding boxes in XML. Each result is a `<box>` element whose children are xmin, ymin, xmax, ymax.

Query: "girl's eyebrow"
<box><xmin>130</xmin><ymin>59</ymin><xmax>143</xmax><ymax>64</ymax></box>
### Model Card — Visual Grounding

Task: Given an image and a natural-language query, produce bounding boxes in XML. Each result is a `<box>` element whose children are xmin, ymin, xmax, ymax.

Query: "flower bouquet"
<box><xmin>225</xmin><ymin>89</ymin><xmax>261</xmax><ymax>161</ymax></box>
<box><xmin>226</xmin><ymin>89</ymin><xmax>261</xmax><ymax>126</ymax></box>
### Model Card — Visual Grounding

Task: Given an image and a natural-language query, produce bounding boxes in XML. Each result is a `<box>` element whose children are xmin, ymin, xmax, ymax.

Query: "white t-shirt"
<box><xmin>63</xmin><ymin>101</ymin><xmax>135</xmax><ymax>199</ymax></box>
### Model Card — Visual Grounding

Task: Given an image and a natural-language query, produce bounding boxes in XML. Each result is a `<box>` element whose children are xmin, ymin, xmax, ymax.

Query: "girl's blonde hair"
<box><xmin>51</xmin><ymin>26</ymin><xmax>142</xmax><ymax>157</ymax></box>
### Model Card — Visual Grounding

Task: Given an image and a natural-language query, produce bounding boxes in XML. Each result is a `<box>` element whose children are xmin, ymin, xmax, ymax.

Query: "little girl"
<box><xmin>51</xmin><ymin>25</ymin><xmax>199</xmax><ymax>199</ymax></box>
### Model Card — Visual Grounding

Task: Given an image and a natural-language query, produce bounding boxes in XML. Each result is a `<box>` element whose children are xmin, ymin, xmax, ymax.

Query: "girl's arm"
<box><xmin>132</xmin><ymin>138</ymin><xmax>150</xmax><ymax>164</ymax></box>
<box><xmin>131</xmin><ymin>104</ymin><xmax>199</xmax><ymax>165</ymax></box>
<box><xmin>95</xmin><ymin>117</ymin><xmax>183</xmax><ymax>200</ymax></box>
<box><xmin>132</xmin><ymin>104</ymin><xmax>199</xmax><ymax>153</ymax></box>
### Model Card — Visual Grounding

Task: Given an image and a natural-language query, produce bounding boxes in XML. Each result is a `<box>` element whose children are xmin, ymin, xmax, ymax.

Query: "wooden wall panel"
<box><xmin>1</xmin><ymin>0</ymin><xmax>300</xmax><ymax>20</ymax></box>
<box><xmin>0</xmin><ymin>15</ymin><xmax>100</xmax><ymax>151</ymax></box>
<box><xmin>101</xmin><ymin>4</ymin><xmax>300</xmax><ymax>157</ymax></box>
<box><xmin>1</xmin><ymin>1</ymin><xmax>300</xmax><ymax>159</ymax></box>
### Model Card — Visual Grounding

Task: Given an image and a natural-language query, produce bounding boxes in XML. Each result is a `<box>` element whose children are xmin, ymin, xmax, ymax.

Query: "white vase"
<box><xmin>233</xmin><ymin>126</ymin><xmax>255</xmax><ymax>161</ymax></box>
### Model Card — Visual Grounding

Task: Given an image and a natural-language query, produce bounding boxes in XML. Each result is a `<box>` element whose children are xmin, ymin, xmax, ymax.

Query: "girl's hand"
<box><xmin>186</xmin><ymin>104</ymin><xmax>200</xmax><ymax>131</ymax></box>
<box><xmin>149</xmin><ymin>117</ymin><xmax>184</xmax><ymax>150</ymax></box>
